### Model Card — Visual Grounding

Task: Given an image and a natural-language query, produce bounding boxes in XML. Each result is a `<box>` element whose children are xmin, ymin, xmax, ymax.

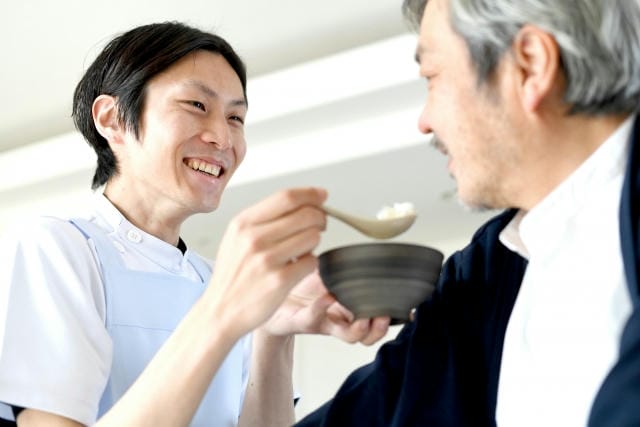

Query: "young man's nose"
<box><xmin>202</xmin><ymin>117</ymin><xmax>231</xmax><ymax>150</ymax></box>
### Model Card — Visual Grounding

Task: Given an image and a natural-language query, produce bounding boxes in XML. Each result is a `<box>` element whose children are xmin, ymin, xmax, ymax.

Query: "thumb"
<box><xmin>308</xmin><ymin>293</ymin><xmax>338</xmax><ymax>318</ymax></box>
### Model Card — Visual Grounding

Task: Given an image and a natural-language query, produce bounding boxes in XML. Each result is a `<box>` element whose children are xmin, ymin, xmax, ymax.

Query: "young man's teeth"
<box><xmin>203</xmin><ymin>164</ymin><xmax>221</xmax><ymax>176</ymax></box>
<box><xmin>188</xmin><ymin>160</ymin><xmax>221</xmax><ymax>177</ymax></box>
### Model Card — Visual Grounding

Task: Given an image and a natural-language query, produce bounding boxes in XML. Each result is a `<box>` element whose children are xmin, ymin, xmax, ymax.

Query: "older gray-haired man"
<box><xmin>297</xmin><ymin>0</ymin><xmax>640</xmax><ymax>425</ymax></box>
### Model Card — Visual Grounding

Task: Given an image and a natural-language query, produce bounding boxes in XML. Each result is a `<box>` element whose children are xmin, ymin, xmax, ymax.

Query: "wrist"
<box><xmin>252</xmin><ymin>328</ymin><xmax>295</xmax><ymax>369</ymax></box>
<box><xmin>253</xmin><ymin>328</ymin><xmax>294</xmax><ymax>351</ymax></box>
<box><xmin>192</xmin><ymin>292</ymin><xmax>245</xmax><ymax>350</ymax></box>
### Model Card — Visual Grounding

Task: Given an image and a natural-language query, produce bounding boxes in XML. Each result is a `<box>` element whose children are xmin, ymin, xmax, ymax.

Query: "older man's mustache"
<box><xmin>428</xmin><ymin>134</ymin><xmax>448</xmax><ymax>155</ymax></box>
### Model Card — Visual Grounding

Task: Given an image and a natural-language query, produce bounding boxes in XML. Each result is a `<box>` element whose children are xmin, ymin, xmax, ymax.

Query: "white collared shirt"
<box><xmin>496</xmin><ymin>116</ymin><xmax>634</xmax><ymax>427</ymax></box>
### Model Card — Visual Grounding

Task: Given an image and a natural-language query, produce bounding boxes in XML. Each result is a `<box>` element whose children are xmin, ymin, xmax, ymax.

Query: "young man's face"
<box><xmin>415</xmin><ymin>0</ymin><xmax>527</xmax><ymax>210</ymax></box>
<box><xmin>118</xmin><ymin>50</ymin><xmax>247</xmax><ymax>216</ymax></box>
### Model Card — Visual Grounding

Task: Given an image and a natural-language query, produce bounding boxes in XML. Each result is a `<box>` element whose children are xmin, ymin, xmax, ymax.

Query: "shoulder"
<box><xmin>1</xmin><ymin>212</ymin><xmax>107</xmax><ymax>335</ymax></box>
<box><xmin>3</xmin><ymin>214</ymin><xmax>94</xmax><ymax>257</ymax></box>
<box><xmin>446</xmin><ymin>210</ymin><xmax>521</xmax><ymax>274</ymax></box>
<box><xmin>3</xmin><ymin>214</ymin><xmax>86</xmax><ymax>245</ymax></box>
<box><xmin>1</xmin><ymin>214</ymin><xmax>103</xmax><ymax>293</ymax></box>
<box><xmin>433</xmin><ymin>209</ymin><xmax>527</xmax><ymax>302</ymax></box>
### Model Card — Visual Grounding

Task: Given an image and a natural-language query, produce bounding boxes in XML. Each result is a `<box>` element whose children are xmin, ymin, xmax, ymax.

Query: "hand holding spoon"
<box><xmin>322</xmin><ymin>203</ymin><xmax>417</xmax><ymax>239</ymax></box>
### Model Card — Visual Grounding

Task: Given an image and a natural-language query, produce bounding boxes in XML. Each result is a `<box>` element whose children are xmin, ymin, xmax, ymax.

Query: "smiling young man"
<box><xmin>0</xmin><ymin>22</ymin><xmax>390</xmax><ymax>427</ymax></box>
<box><xmin>296</xmin><ymin>0</ymin><xmax>640</xmax><ymax>425</ymax></box>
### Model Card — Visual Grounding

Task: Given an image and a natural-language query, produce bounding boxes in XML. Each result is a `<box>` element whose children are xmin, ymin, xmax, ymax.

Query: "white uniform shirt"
<box><xmin>496</xmin><ymin>116</ymin><xmax>634</xmax><ymax>426</ymax></box>
<box><xmin>0</xmin><ymin>193</ymin><xmax>251</xmax><ymax>425</ymax></box>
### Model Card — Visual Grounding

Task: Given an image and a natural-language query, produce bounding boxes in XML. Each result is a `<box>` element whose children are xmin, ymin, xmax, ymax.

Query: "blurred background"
<box><xmin>0</xmin><ymin>0</ymin><xmax>496</xmax><ymax>419</ymax></box>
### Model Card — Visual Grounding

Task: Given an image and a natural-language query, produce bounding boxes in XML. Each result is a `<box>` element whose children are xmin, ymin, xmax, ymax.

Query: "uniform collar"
<box><xmin>91</xmin><ymin>192</ymin><xmax>191</xmax><ymax>271</ymax></box>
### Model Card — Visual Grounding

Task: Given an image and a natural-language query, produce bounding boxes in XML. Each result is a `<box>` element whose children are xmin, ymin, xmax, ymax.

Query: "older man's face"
<box><xmin>414</xmin><ymin>0</ymin><xmax>528</xmax><ymax>210</ymax></box>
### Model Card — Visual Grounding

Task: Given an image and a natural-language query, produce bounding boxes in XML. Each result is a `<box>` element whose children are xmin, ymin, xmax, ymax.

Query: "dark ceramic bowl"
<box><xmin>318</xmin><ymin>243</ymin><xmax>444</xmax><ymax>324</ymax></box>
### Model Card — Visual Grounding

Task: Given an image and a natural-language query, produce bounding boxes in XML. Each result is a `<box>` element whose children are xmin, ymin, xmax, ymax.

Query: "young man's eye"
<box><xmin>189</xmin><ymin>101</ymin><xmax>206</xmax><ymax>111</ymax></box>
<box><xmin>229</xmin><ymin>115</ymin><xmax>245</xmax><ymax>125</ymax></box>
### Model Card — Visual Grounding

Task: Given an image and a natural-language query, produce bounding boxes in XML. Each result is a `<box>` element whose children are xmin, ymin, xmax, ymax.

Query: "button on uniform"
<box><xmin>126</xmin><ymin>229</ymin><xmax>142</xmax><ymax>243</ymax></box>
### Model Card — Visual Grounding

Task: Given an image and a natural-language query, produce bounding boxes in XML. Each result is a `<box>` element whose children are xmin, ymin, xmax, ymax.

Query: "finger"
<box><xmin>291</xmin><ymin>269</ymin><xmax>328</xmax><ymax>300</ymax></box>
<box><xmin>250</xmin><ymin>254</ymin><xmax>320</xmax><ymax>322</ymax></box>
<box><xmin>223</xmin><ymin>214</ymin><xmax>323</xmax><ymax>272</ymax></box>
<box><xmin>285</xmin><ymin>227</ymin><xmax>324</xmax><ymax>262</ymax></box>
<box><xmin>277</xmin><ymin>252</ymin><xmax>320</xmax><ymax>290</ymax></box>
<box><xmin>326</xmin><ymin>301</ymin><xmax>355</xmax><ymax>323</ymax></box>
<box><xmin>239</xmin><ymin>187</ymin><xmax>328</xmax><ymax>225</ymax></box>
<box><xmin>327</xmin><ymin>318</ymin><xmax>372</xmax><ymax>344</ymax></box>
<box><xmin>266</xmin><ymin>226</ymin><xmax>324</xmax><ymax>265</ymax></box>
<box><xmin>252</xmin><ymin>205</ymin><xmax>326</xmax><ymax>246</ymax></box>
<box><xmin>359</xmin><ymin>316</ymin><xmax>391</xmax><ymax>346</ymax></box>
<box><xmin>300</xmin><ymin>293</ymin><xmax>339</xmax><ymax>332</ymax></box>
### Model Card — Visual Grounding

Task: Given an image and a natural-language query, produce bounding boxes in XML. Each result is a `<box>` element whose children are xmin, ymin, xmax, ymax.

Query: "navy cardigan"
<box><xmin>296</xmin><ymin>117</ymin><xmax>640</xmax><ymax>427</ymax></box>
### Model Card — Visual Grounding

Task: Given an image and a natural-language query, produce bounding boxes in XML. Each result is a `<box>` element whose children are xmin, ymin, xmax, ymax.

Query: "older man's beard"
<box><xmin>441</xmin><ymin>185</ymin><xmax>496</xmax><ymax>213</ymax></box>
<box><xmin>430</xmin><ymin>135</ymin><xmax>498</xmax><ymax>214</ymax></box>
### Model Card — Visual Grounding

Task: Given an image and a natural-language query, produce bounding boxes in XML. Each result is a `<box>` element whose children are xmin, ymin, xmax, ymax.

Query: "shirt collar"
<box><xmin>500</xmin><ymin>114</ymin><xmax>635</xmax><ymax>259</ymax></box>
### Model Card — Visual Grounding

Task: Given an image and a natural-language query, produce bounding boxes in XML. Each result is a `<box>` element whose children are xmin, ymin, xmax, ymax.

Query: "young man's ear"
<box><xmin>512</xmin><ymin>25</ymin><xmax>562</xmax><ymax>112</ymax></box>
<box><xmin>92</xmin><ymin>95</ymin><xmax>123</xmax><ymax>144</ymax></box>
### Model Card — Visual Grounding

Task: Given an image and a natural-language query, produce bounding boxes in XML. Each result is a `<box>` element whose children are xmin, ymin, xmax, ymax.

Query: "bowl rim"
<box><xmin>319</xmin><ymin>242</ymin><xmax>444</xmax><ymax>257</ymax></box>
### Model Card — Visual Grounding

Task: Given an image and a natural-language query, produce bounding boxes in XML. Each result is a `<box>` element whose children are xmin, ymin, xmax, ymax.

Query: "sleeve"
<box><xmin>239</xmin><ymin>332</ymin><xmax>252</xmax><ymax>410</ymax></box>
<box><xmin>0</xmin><ymin>216</ymin><xmax>112</xmax><ymax>425</ymax></box>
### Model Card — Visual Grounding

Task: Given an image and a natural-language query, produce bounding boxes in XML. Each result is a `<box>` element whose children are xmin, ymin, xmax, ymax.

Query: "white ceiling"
<box><xmin>0</xmin><ymin>0</ymin><xmax>496</xmax><ymax>257</ymax></box>
<box><xmin>1</xmin><ymin>0</ymin><xmax>409</xmax><ymax>149</ymax></box>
